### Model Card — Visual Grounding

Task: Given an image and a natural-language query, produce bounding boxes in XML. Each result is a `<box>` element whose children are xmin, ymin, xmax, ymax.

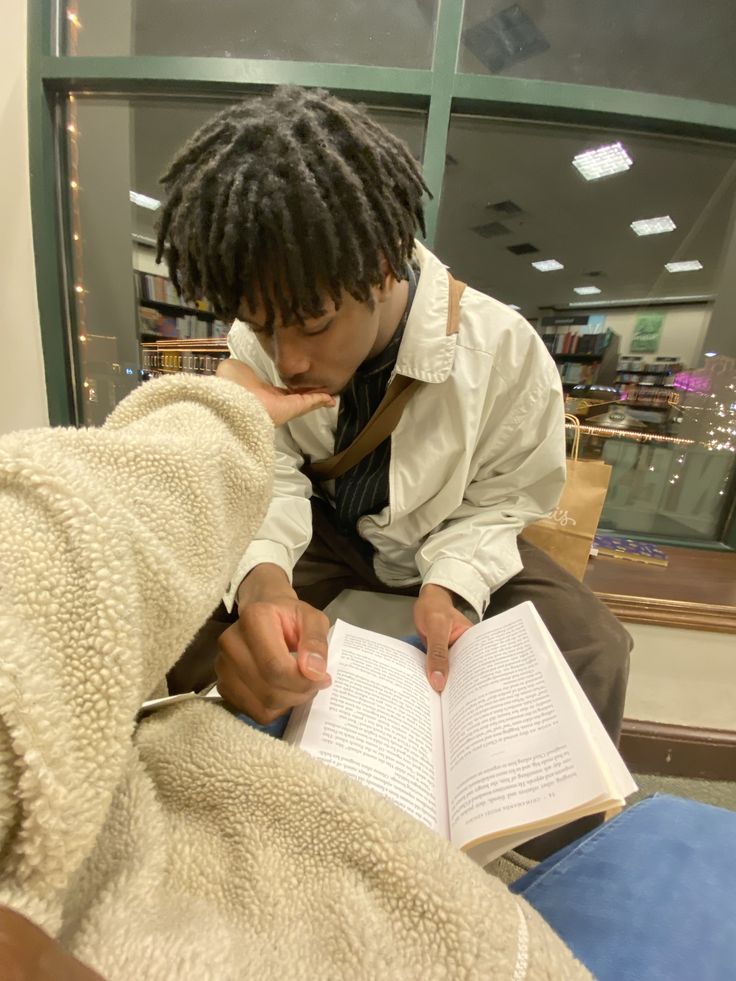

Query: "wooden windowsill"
<box><xmin>584</xmin><ymin>544</ymin><xmax>736</xmax><ymax>633</ymax></box>
<box><xmin>620</xmin><ymin>719</ymin><xmax>736</xmax><ymax>780</ymax></box>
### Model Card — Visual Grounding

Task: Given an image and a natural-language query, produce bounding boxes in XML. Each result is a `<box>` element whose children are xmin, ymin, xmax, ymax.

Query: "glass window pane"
<box><xmin>459</xmin><ymin>0</ymin><xmax>736</xmax><ymax>105</ymax></box>
<box><xmin>435</xmin><ymin>114</ymin><xmax>736</xmax><ymax>541</ymax></box>
<box><xmin>64</xmin><ymin>0</ymin><xmax>438</xmax><ymax>68</ymax></box>
<box><xmin>65</xmin><ymin>96</ymin><xmax>426</xmax><ymax>426</ymax></box>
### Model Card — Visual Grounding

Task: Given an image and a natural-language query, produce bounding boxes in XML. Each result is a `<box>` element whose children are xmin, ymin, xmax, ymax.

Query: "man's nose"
<box><xmin>274</xmin><ymin>334</ymin><xmax>310</xmax><ymax>382</ymax></box>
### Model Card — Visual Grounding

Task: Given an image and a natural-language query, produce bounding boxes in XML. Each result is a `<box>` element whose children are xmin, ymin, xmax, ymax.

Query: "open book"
<box><xmin>285</xmin><ymin>601</ymin><xmax>636</xmax><ymax>865</ymax></box>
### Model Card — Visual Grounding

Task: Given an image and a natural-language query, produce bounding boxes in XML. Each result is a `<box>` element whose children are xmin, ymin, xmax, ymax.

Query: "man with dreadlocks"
<box><xmin>158</xmin><ymin>86</ymin><xmax>630</xmax><ymax>853</ymax></box>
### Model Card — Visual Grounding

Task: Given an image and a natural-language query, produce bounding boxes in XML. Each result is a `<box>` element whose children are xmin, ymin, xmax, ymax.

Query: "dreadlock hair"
<box><xmin>155</xmin><ymin>86</ymin><xmax>430</xmax><ymax>328</ymax></box>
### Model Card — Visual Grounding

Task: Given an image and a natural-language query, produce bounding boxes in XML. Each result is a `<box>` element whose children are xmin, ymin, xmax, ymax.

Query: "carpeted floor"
<box><xmin>486</xmin><ymin>772</ymin><xmax>736</xmax><ymax>885</ymax></box>
<box><xmin>628</xmin><ymin>772</ymin><xmax>736</xmax><ymax>811</ymax></box>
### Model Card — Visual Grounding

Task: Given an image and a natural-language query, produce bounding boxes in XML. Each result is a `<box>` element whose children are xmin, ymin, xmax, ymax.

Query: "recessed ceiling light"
<box><xmin>573</xmin><ymin>286</ymin><xmax>602</xmax><ymax>295</ymax></box>
<box><xmin>532</xmin><ymin>259</ymin><xmax>564</xmax><ymax>272</ymax></box>
<box><xmin>630</xmin><ymin>215</ymin><xmax>676</xmax><ymax>236</ymax></box>
<box><xmin>508</xmin><ymin>304</ymin><xmax>521</xmax><ymax>311</ymax></box>
<box><xmin>665</xmin><ymin>260</ymin><xmax>703</xmax><ymax>272</ymax></box>
<box><xmin>704</xmin><ymin>352</ymin><xmax>717</xmax><ymax>358</ymax></box>
<box><xmin>572</xmin><ymin>142</ymin><xmax>633</xmax><ymax>181</ymax></box>
<box><xmin>130</xmin><ymin>190</ymin><xmax>161</xmax><ymax>211</ymax></box>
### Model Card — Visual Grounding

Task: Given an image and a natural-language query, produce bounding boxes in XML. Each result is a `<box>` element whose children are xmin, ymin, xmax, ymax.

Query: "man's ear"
<box><xmin>375</xmin><ymin>257</ymin><xmax>397</xmax><ymax>303</ymax></box>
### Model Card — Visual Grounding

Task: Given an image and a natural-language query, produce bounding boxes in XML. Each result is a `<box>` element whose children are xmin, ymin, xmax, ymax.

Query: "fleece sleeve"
<box><xmin>0</xmin><ymin>374</ymin><xmax>273</xmax><ymax>916</ymax></box>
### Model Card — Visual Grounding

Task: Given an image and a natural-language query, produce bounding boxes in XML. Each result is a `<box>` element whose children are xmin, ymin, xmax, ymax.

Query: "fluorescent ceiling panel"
<box><xmin>573</xmin><ymin>142</ymin><xmax>633</xmax><ymax>180</ymax></box>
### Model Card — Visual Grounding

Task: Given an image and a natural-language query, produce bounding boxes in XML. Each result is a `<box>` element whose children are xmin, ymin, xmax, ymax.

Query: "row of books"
<box><xmin>138</xmin><ymin>307</ymin><xmax>229</xmax><ymax>341</ymax></box>
<box><xmin>616</xmin><ymin>372</ymin><xmax>677</xmax><ymax>385</ymax></box>
<box><xmin>141</xmin><ymin>348</ymin><xmax>229</xmax><ymax>375</ymax></box>
<box><xmin>618</xmin><ymin>356</ymin><xmax>682</xmax><ymax>374</ymax></box>
<box><xmin>542</xmin><ymin>327</ymin><xmax>611</xmax><ymax>356</ymax></box>
<box><xmin>557</xmin><ymin>361</ymin><xmax>597</xmax><ymax>385</ymax></box>
<box><xmin>618</xmin><ymin>384</ymin><xmax>675</xmax><ymax>407</ymax></box>
<box><xmin>142</xmin><ymin>352</ymin><xmax>228</xmax><ymax>374</ymax></box>
<box><xmin>136</xmin><ymin>271</ymin><xmax>213</xmax><ymax>313</ymax></box>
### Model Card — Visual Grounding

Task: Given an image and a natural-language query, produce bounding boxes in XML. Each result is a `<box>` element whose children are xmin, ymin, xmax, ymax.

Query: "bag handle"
<box><xmin>306</xmin><ymin>272</ymin><xmax>466</xmax><ymax>483</ymax></box>
<box><xmin>307</xmin><ymin>376</ymin><xmax>422</xmax><ymax>481</ymax></box>
<box><xmin>565</xmin><ymin>413</ymin><xmax>581</xmax><ymax>462</ymax></box>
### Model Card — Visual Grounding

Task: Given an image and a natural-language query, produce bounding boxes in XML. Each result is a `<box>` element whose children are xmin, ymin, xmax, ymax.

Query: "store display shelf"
<box><xmin>139</xmin><ymin>298</ymin><xmax>216</xmax><ymax>321</ymax></box>
<box><xmin>553</xmin><ymin>352</ymin><xmax>604</xmax><ymax>362</ymax></box>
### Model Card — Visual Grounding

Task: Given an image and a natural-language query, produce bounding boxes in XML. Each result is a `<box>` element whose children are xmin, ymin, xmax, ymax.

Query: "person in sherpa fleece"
<box><xmin>0</xmin><ymin>366</ymin><xmax>589</xmax><ymax>980</ymax></box>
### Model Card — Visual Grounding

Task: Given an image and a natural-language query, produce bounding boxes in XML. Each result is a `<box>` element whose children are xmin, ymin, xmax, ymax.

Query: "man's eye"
<box><xmin>303</xmin><ymin>320</ymin><xmax>332</xmax><ymax>337</ymax></box>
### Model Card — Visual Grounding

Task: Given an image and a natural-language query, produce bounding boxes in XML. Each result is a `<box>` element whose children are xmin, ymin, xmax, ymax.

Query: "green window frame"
<box><xmin>26</xmin><ymin>0</ymin><xmax>736</xmax><ymax>548</ymax></box>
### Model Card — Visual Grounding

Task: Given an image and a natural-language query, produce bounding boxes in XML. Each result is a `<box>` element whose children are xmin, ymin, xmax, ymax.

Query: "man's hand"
<box><xmin>413</xmin><ymin>584</ymin><xmax>473</xmax><ymax>693</ymax></box>
<box><xmin>216</xmin><ymin>564</ymin><xmax>331</xmax><ymax>723</ymax></box>
<box><xmin>217</xmin><ymin>358</ymin><xmax>335</xmax><ymax>426</ymax></box>
<box><xmin>0</xmin><ymin>905</ymin><xmax>104</xmax><ymax>980</ymax></box>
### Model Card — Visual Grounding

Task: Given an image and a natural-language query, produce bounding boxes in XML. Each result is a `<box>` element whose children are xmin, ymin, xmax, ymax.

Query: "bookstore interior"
<box><xmin>29</xmin><ymin>1</ymin><xmax>736</xmax><ymax>567</ymax></box>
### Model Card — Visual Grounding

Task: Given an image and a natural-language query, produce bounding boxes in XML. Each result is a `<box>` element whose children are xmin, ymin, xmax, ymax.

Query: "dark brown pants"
<box><xmin>169</xmin><ymin>498</ymin><xmax>632</xmax><ymax>859</ymax></box>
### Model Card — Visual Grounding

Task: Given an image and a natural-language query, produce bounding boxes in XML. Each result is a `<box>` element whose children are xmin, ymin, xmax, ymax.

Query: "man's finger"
<box><xmin>294</xmin><ymin>607</ymin><xmax>331</xmax><ymax>682</ymax></box>
<box><xmin>283</xmin><ymin>391</ymin><xmax>336</xmax><ymax>421</ymax></box>
<box><xmin>216</xmin><ymin>648</ymin><xmax>319</xmax><ymax>724</ymax></box>
<box><xmin>242</xmin><ymin>607</ymin><xmax>317</xmax><ymax>693</ymax></box>
<box><xmin>424</xmin><ymin>613</ymin><xmax>451</xmax><ymax>693</ymax></box>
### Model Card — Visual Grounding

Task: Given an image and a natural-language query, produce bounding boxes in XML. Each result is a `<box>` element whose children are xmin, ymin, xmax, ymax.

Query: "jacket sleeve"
<box><xmin>0</xmin><ymin>375</ymin><xmax>273</xmax><ymax>915</ymax></box>
<box><xmin>223</xmin><ymin>321</ymin><xmax>315</xmax><ymax>609</ymax></box>
<box><xmin>415</xmin><ymin>333</ymin><xmax>566</xmax><ymax>620</ymax></box>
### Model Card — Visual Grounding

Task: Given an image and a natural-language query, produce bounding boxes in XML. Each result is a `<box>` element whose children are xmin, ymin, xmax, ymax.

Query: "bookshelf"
<box><xmin>140</xmin><ymin>297</ymin><xmax>217</xmax><ymax>322</ymax></box>
<box><xmin>616</xmin><ymin>357</ymin><xmax>682</xmax><ymax>413</ymax></box>
<box><xmin>135</xmin><ymin>271</ymin><xmax>228</xmax><ymax>342</ymax></box>
<box><xmin>141</xmin><ymin>338</ymin><xmax>229</xmax><ymax>378</ymax></box>
<box><xmin>540</xmin><ymin>320</ymin><xmax>620</xmax><ymax>388</ymax></box>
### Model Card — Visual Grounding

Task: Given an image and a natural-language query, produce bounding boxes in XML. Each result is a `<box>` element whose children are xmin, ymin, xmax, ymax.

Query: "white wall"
<box><xmin>0</xmin><ymin>1</ymin><xmax>48</xmax><ymax>434</ymax></box>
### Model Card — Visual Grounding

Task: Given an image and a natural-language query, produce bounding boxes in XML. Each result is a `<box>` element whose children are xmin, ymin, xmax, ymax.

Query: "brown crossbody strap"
<box><xmin>306</xmin><ymin>271</ymin><xmax>466</xmax><ymax>483</ymax></box>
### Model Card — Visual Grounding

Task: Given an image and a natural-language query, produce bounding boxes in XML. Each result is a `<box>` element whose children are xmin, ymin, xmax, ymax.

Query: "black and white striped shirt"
<box><xmin>333</xmin><ymin>265</ymin><xmax>418</xmax><ymax>535</ymax></box>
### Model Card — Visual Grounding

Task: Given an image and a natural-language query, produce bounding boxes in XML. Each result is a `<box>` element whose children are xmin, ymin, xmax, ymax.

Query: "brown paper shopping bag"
<box><xmin>521</xmin><ymin>415</ymin><xmax>612</xmax><ymax>581</ymax></box>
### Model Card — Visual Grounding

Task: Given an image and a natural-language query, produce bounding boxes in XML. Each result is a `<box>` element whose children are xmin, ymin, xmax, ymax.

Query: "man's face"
<box><xmin>238</xmin><ymin>288</ymin><xmax>385</xmax><ymax>397</ymax></box>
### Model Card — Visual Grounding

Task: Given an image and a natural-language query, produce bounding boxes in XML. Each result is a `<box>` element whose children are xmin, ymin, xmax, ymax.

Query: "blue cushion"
<box><xmin>511</xmin><ymin>794</ymin><xmax>736</xmax><ymax>981</ymax></box>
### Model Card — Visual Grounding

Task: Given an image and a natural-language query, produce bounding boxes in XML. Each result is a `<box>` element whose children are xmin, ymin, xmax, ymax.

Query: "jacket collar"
<box><xmin>394</xmin><ymin>241</ymin><xmax>458</xmax><ymax>384</ymax></box>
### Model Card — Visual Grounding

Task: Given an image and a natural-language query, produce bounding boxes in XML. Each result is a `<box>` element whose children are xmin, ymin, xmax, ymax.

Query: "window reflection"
<box><xmin>460</xmin><ymin>0</ymin><xmax>736</xmax><ymax>105</ymax></box>
<box><xmin>65</xmin><ymin>0</ymin><xmax>438</xmax><ymax>68</ymax></box>
<box><xmin>436</xmin><ymin>114</ymin><xmax>736</xmax><ymax>539</ymax></box>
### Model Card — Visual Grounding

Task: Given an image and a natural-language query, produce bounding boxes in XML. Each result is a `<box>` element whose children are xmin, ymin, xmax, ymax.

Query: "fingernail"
<box><xmin>306</xmin><ymin>652</ymin><xmax>326</xmax><ymax>677</ymax></box>
<box><xmin>430</xmin><ymin>671</ymin><xmax>446</xmax><ymax>693</ymax></box>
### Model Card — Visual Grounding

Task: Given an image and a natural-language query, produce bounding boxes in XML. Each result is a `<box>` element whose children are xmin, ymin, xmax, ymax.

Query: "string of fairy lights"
<box><xmin>565</xmin><ymin>424</ymin><xmax>693</xmax><ymax>446</ymax></box>
<box><xmin>668</xmin><ymin>362</ymin><xmax>736</xmax><ymax>498</ymax></box>
<box><xmin>567</xmin><ymin>358</ymin><xmax>736</xmax><ymax>502</ymax></box>
<box><xmin>65</xmin><ymin>8</ymin><xmax>96</xmax><ymax>401</ymax></box>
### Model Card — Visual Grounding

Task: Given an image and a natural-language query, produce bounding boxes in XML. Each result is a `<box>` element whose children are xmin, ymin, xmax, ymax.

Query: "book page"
<box><xmin>531</xmin><ymin>610</ymin><xmax>637</xmax><ymax>801</ymax></box>
<box><xmin>442</xmin><ymin>602</ymin><xmax>613</xmax><ymax>851</ymax></box>
<box><xmin>286</xmin><ymin>620</ymin><xmax>448</xmax><ymax>837</ymax></box>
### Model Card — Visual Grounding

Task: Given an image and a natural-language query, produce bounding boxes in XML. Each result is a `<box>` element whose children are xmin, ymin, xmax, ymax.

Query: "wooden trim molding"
<box><xmin>596</xmin><ymin>592</ymin><xmax>736</xmax><ymax>633</ymax></box>
<box><xmin>620</xmin><ymin>719</ymin><xmax>736</xmax><ymax>780</ymax></box>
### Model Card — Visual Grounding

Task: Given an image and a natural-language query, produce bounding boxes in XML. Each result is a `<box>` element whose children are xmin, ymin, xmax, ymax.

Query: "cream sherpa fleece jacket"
<box><xmin>0</xmin><ymin>375</ymin><xmax>590</xmax><ymax>980</ymax></box>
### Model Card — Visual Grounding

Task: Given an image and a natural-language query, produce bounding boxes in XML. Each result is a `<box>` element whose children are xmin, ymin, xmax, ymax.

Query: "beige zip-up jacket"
<box><xmin>226</xmin><ymin>242</ymin><xmax>566</xmax><ymax>619</ymax></box>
